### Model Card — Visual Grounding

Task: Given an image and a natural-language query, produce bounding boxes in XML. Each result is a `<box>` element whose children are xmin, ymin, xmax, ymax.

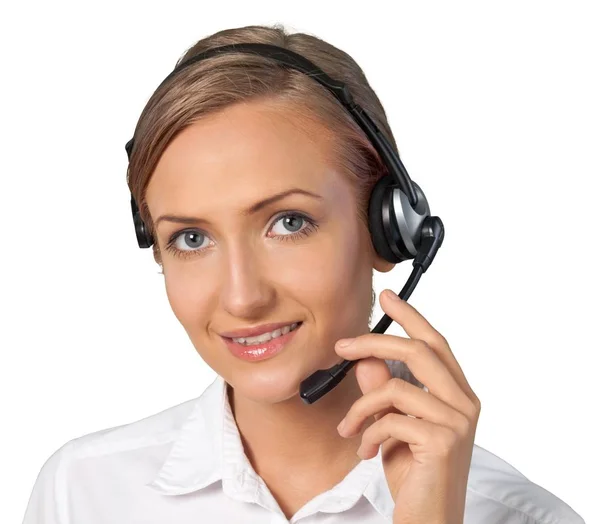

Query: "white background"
<box><xmin>1</xmin><ymin>1</ymin><xmax>597</xmax><ymax>523</ymax></box>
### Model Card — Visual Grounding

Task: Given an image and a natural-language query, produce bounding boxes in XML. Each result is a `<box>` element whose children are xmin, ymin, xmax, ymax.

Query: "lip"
<box><xmin>222</xmin><ymin>322</ymin><xmax>302</xmax><ymax>362</ymax></box>
<box><xmin>219</xmin><ymin>320</ymin><xmax>301</xmax><ymax>338</ymax></box>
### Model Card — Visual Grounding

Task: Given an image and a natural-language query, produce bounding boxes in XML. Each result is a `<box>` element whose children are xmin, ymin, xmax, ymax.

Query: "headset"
<box><xmin>125</xmin><ymin>43</ymin><xmax>445</xmax><ymax>405</ymax></box>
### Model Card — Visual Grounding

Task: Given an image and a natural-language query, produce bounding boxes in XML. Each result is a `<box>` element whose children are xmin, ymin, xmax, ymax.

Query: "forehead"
<box><xmin>146</xmin><ymin>100</ymin><xmax>347</xmax><ymax>214</ymax></box>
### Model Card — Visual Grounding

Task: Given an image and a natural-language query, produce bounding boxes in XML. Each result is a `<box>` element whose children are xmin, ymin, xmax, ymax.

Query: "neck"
<box><xmin>227</xmin><ymin>366</ymin><xmax>373</xmax><ymax>479</ymax></box>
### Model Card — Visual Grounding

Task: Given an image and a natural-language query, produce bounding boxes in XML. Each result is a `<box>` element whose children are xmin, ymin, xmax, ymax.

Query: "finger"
<box><xmin>352</xmin><ymin>357</ymin><xmax>406</xmax><ymax>423</ymax></box>
<box><xmin>357</xmin><ymin>412</ymin><xmax>459</xmax><ymax>460</ymax></box>
<box><xmin>380</xmin><ymin>289</ymin><xmax>478</xmax><ymax>403</ymax></box>
<box><xmin>336</xmin><ymin>333</ymin><xmax>474</xmax><ymax>419</ymax></box>
<box><xmin>338</xmin><ymin>377</ymin><xmax>469</xmax><ymax>439</ymax></box>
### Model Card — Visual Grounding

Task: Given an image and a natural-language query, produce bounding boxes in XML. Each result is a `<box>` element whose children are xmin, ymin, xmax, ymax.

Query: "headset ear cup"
<box><xmin>134</xmin><ymin>212</ymin><xmax>154</xmax><ymax>249</ymax></box>
<box><xmin>368</xmin><ymin>175</ymin><xmax>401</xmax><ymax>264</ymax></box>
<box><xmin>131</xmin><ymin>195</ymin><xmax>154</xmax><ymax>249</ymax></box>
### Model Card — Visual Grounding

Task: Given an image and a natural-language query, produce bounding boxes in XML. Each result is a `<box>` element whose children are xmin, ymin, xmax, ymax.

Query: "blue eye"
<box><xmin>270</xmin><ymin>213</ymin><xmax>312</xmax><ymax>236</ymax></box>
<box><xmin>164</xmin><ymin>212</ymin><xmax>319</xmax><ymax>260</ymax></box>
<box><xmin>169</xmin><ymin>231</ymin><xmax>209</xmax><ymax>253</ymax></box>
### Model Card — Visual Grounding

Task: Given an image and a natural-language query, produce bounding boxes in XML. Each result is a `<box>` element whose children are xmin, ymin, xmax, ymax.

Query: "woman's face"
<box><xmin>145</xmin><ymin>99</ymin><xmax>393</xmax><ymax>404</ymax></box>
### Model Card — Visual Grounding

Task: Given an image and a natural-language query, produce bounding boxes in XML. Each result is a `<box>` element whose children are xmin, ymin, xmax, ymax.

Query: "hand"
<box><xmin>334</xmin><ymin>289</ymin><xmax>481</xmax><ymax>524</ymax></box>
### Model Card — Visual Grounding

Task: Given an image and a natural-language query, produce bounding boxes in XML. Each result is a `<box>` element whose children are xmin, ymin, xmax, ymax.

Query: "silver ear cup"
<box><xmin>383</xmin><ymin>180</ymin><xmax>430</xmax><ymax>262</ymax></box>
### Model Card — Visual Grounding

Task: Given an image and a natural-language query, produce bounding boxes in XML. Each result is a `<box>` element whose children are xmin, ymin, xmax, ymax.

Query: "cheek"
<box><xmin>277</xmin><ymin>226</ymin><xmax>371</xmax><ymax>313</ymax></box>
<box><xmin>163</xmin><ymin>269</ymin><xmax>208</xmax><ymax>328</ymax></box>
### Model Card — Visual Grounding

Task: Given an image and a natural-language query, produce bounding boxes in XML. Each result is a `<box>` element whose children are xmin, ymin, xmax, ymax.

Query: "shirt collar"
<box><xmin>145</xmin><ymin>374</ymin><xmax>395</xmax><ymax>519</ymax></box>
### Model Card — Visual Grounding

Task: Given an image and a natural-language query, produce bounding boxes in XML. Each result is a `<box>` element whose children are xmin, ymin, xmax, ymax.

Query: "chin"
<box><xmin>227</xmin><ymin>363</ymin><xmax>311</xmax><ymax>404</ymax></box>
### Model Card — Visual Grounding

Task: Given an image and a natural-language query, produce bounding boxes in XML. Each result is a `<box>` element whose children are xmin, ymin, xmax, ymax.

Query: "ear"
<box><xmin>363</xmin><ymin>219</ymin><xmax>395</xmax><ymax>273</ymax></box>
<box><xmin>373</xmin><ymin>254</ymin><xmax>395</xmax><ymax>273</ymax></box>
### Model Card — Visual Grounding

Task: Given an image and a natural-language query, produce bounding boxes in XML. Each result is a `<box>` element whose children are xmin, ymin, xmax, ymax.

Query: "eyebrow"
<box><xmin>155</xmin><ymin>188</ymin><xmax>324</xmax><ymax>228</ymax></box>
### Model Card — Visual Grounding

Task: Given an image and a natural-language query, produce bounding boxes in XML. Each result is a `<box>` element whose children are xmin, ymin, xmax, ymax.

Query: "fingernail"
<box><xmin>336</xmin><ymin>338</ymin><xmax>355</xmax><ymax>348</ymax></box>
<box><xmin>384</xmin><ymin>289</ymin><xmax>400</xmax><ymax>301</ymax></box>
<box><xmin>337</xmin><ymin>417</ymin><xmax>347</xmax><ymax>435</ymax></box>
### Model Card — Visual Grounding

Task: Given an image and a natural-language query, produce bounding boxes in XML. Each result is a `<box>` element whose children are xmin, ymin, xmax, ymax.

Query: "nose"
<box><xmin>221</xmin><ymin>240</ymin><xmax>275</xmax><ymax>319</ymax></box>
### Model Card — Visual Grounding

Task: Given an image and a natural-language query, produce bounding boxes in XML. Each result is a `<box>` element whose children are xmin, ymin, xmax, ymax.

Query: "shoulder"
<box><xmin>57</xmin><ymin>395</ymin><xmax>199</xmax><ymax>464</ymax></box>
<box><xmin>466</xmin><ymin>444</ymin><xmax>585</xmax><ymax>524</ymax></box>
<box><xmin>22</xmin><ymin>396</ymin><xmax>199</xmax><ymax>523</ymax></box>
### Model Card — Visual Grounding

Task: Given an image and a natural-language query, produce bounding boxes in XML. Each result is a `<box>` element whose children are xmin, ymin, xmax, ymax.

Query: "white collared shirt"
<box><xmin>22</xmin><ymin>373</ymin><xmax>585</xmax><ymax>523</ymax></box>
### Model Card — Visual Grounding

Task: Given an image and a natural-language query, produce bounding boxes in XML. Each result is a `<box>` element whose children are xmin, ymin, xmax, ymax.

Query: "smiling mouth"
<box><xmin>226</xmin><ymin>321</ymin><xmax>303</xmax><ymax>346</ymax></box>
<box><xmin>222</xmin><ymin>321</ymin><xmax>304</xmax><ymax>362</ymax></box>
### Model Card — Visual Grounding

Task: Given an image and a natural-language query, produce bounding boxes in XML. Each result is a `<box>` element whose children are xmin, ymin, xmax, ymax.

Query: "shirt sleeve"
<box><xmin>22</xmin><ymin>442</ymin><xmax>72</xmax><ymax>524</ymax></box>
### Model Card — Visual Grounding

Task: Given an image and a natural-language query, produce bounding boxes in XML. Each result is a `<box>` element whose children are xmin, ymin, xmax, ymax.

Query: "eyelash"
<box><xmin>164</xmin><ymin>212</ymin><xmax>320</xmax><ymax>260</ymax></box>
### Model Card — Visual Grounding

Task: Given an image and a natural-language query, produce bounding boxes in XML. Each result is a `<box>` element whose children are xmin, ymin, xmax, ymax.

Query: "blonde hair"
<box><xmin>125</xmin><ymin>23</ymin><xmax>422</xmax><ymax>388</ymax></box>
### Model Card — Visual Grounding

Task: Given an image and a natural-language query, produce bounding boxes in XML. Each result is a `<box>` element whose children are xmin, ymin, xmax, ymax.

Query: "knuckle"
<box><xmin>420</xmin><ymin>340</ymin><xmax>435</xmax><ymax>359</ymax></box>
<box><xmin>454</xmin><ymin>413</ymin><xmax>472</xmax><ymax>438</ymax></box>
<box><xmin>434</xmin><ymin>332</ymin><xmax>449</xmax><ymax>348</ymax></box>
<box><xmin>379</xmin><ymin>411</ymin><xmax>397</xmax><ymax>430</ymax></box>
<box><xmin>388</xmin><ymin>377</ymin><xmax>408</xmax><ymax>394</ymax></box>
<box><xmin>466</xmin><ymin>395</ymin><xmax>482</xmax><ymax>420</ymax></box>
<box><xmin>409</xmin><ymin>340</ymin><xmax>430</xmax><ymax>360</ymax></box>
<box><xmin>380</xmin><ymin>411</ymin><xmax>396</xmax><ymax>423</ymax></box>
<box><xmin>417</xmin><ymin>339</ymin><xmax>431</xmax><ymax>353</ymax></box>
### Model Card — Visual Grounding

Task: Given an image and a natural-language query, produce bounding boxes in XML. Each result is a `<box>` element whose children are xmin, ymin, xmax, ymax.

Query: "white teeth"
<box><xmin>232</xmin><ymin>322</ymin><xmax>299</xmax><ymax>345</ymax></box>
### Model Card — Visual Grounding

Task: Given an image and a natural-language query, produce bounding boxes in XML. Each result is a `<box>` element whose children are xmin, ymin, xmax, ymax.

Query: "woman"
<box><xmin>22</xmin><ymin>23</ymin><xmax>584</xmax><ymax>524</ymax></box>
